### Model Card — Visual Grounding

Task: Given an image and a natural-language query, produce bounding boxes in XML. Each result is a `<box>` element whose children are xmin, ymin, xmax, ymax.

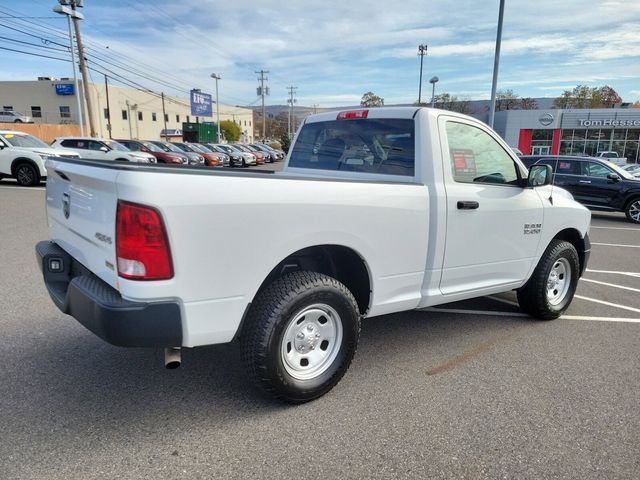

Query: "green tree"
<box><xmin>280</xmin><ymin>133</ymin><xmax>291</xmax><ymax>153</ymax></box>
<box><xmin>360</xmin><ymin>91</ymin><xmax>384</xmax><ymax>107</ymax></box>
<box><xmin>552</xmin><ymin>85</ymin><xmax>622</xmax><ymax>109</ymax></box>
<box><xmin>220</xmin><ymin>120</ymin><xmax>241</xmax><ymax>142</ymax></box>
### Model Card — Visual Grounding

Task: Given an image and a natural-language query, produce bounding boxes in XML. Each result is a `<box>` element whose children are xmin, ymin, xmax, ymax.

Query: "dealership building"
<box><xmin>0</xmin><ymin>78</ymin><xmax>255</xmax><ymax>142</ymax></box>
<box><xmin>488</xmin><ymin>108</ymin><xmax>640</xmax><ymax>163</ymax></box>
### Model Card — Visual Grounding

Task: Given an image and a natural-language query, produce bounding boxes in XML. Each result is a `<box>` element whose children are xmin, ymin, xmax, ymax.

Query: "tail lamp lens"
<box><xmin>336</xmin><ymin>109</ymin><xmax>369</xmax><ymax>120</ymax></box>
<box><xmin>116</xmin><ymin>201</ymin><xmax>173</xmax><ymax>280</ymax></box>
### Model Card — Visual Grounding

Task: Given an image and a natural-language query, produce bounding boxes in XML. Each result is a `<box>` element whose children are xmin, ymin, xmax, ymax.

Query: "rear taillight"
<box><xmin>336</xmin><ymin>109</ymin><xmax>368</xmax><ymax>120</ymax></box>
<box><xmin>116</xmin><ymin>201</ymin><xmax>173</xmax><ymax>281</ymax></box>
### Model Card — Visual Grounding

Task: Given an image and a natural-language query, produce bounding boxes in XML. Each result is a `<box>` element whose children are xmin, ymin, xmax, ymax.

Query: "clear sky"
<box><xmin>1</xmin><ymin>0</ymin><xmax>639</xmax><ymax>107</ymax></box>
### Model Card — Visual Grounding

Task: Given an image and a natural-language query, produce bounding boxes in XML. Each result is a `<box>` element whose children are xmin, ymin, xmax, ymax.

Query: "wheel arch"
<box><xmin>552</xmin><ymin>228</ymin><xmax>586</xmax><ymax>276</ymax></box>
<box><xmin>11</xmin><ymin>157</ymin><xmax>40</xmax><ymax>176</ymax></box>
<box><xmin>623</xmin><ymin>194</ymin><xmax>640</xmax><ymax>211</ymax></box>
<box><xmin>254</xmin><ymin>244</ymin><xmax>372</xmax><ymax>315</ymax></box>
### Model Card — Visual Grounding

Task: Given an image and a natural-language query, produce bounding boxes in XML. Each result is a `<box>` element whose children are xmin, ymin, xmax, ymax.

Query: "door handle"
<box><xmin>457</xmin><ymin>201</ymin><xmax>479</xmax><ymax>210</ymax></box>
<box><xmin>578</xmin><ymin>180</ymin><xmax>591</xmax><ymax>184</ymax></box>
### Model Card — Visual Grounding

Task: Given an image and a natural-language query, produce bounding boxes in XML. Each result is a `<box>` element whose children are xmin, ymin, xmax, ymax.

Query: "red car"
<box><xmin>116</xmin><ymin>139</ymin><xmax>187</xmax><ymax>164</ymax></box>
<box><xmin>174</xmin><ymin>142</ymin><xmax>221</xmax><ymax>167</ymax></box>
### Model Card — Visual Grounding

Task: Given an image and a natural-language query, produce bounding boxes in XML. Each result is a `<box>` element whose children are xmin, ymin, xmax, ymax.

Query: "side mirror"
<box><xmin>99</xmin><ymin>146</ymin><xmax>109</xmax><ymax>152</ymax></box>
<box><xmin>607</xmin><ymin>173</ymin><xmax>620</xmax><ymax>182</ymax></box>
<box><xmin>528</xmin><ymin>164</ymin><xmax>553</xmax><ymax>187</ymax></box>
<box><xmin>140</xmin><ymin>146</ymin><xmax>149</xmax><ymax>152</ymax></box>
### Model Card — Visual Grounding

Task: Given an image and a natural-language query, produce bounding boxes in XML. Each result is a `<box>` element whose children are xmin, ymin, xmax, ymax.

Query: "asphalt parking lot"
<box><xmin>1</xmin><ymin>181</ymin><xmax>638</xmax><ymax>480</ymax></box>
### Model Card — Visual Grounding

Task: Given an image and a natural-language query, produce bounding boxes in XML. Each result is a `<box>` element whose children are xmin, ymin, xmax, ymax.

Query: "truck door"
<box><xmin>438</xmin><ymin>117</ymin><xmax>544</xmax><ymax>295</ymax></box>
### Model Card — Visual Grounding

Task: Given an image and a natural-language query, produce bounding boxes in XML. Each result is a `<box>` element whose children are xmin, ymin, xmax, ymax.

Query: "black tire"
<box><xmin>241</xmin><ymin>158</ymin><xmax>247</xmax><ymax>168</ymax></box>
<box><xmin>14</xmin><ymin>162</ymin><xmax>39</xmax><ymax>186</ymax></box>
<box><xmin>624</xmin><ymin>197</ymin><xmax>640</xmax><ymax>224</ymax></box>
<box><xmin>14</xmin><ymin>119</ymin><xmax>22</xmax><ymax>123</ymax></box>
<box><xmin>241</xmin><ymin>271</ymin><xmax>361</xmax><ymax>403</ymax></box>
<box><xmin>517</xmin><ymin>240</ymin><xmax>580</xmax><ymax>320</ymax></box>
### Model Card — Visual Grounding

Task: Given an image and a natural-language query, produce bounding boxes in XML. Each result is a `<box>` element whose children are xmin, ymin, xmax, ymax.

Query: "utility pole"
<box><xmin>287</xmin><ymin>86</ymin><xmax>297</xmax><ymax>138</ymax></box>
<box><xmin>161</xmin><ymin>92</ymin><xmax>168</xmax><ymax>141</ymax></box>
<box><xmin>104</xmin><ymin>74</ymin><xmax>112</xmax><ymax>138</ymax></box>
<box><xmin>255</xmin><ymin>70</ymin><xmax>269</xmax><ymax>139</ymax></box>
<box><xmin>488</xmin><ymin>0</ymin><xmax>505</xmax><ymax>129</ymax></box>
<box><xmin>417</xmin><ymin>44</ymin><xmax>428</xmax><ymax>105</ymax></box>
<box><xmin>68</xmin><ymin>1</ymin><xmax>96</xmax><ymax>137</ymax></box>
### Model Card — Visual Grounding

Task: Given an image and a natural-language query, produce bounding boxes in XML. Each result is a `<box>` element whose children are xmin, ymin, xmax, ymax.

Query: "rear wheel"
<box><xmin>14</xmin><ymin>119</ymin><xmax>22</xmax><ymax>123</ymax></box>
<box><xmin>625</xmin><ymin>198</ymin><xmax>640</xmax><ymax>224</ymax></box>
<box><xmin>14</xmin><ymin>162</ymin><xmax>39</xmax><ymax>186</ymax></box>
<box><xmin>241</xmin><ymin>271</ymin><xmax>360</xmax><ymax>403</ymax></box>
<box><xmin>517</xmin><ymin>240</ymin><xmax>579</xmax><ymax>320</ymax></box>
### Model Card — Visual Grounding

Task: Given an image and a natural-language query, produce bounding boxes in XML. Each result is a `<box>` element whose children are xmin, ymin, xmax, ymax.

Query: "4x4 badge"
<box><xmin>62</xmin><ymin>193</ymin><xmax>70</xmax><ymax>219</ymax></box>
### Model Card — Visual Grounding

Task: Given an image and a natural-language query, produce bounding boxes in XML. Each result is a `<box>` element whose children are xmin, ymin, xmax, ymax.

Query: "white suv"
<box><xmin>51</xmin><ymin>137</ymin><xmax>156</xmax><ymax>164</ymax></box>
<box><xmin>0</xmin><ymin>130</ymin><xmax>80</xmax><ymax>186</ymax></box>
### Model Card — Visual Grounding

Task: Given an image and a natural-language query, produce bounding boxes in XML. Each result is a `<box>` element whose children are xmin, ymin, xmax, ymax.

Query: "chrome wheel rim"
<box><xmin>547</xmin><ymin>258</ymin><xmax>571</xmax><ymax>306</ymax></box>
<box><xmin>281</xmin><ymin>303</ymin><xmax>343</xmax><ymax>380</ymax></box>
<box><xmin>16</xmin><ymin>165</ymin><xmax>34</xmax><ymax>185</ymax></box>
<box><xmin>629</xmin><ymin>200</ymin><xmax>640</xmax><ymax>222</ymax></box>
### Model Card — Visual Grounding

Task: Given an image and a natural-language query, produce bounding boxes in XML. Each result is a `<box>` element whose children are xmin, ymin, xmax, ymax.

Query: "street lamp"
<box><xmin>53</xmin><ymin>1</ymin><xmax>84</xmax><ymax>135</ymax></box>
<box><xmin>210</xmin><ymin>73</ymin><xmax>221</xmax><ymax>142</ymax></box>
<box><xmin>417</xmin><ymin>44</ymin><xmax>428</xmax><ymax>104</ymax></box>
<box><xmin>429</xmin><ymin>76</ymin><xmax>439</xmax><ymax>108</ymax></box>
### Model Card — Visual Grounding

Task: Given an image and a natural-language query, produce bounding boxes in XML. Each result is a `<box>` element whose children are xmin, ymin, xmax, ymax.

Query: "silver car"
<box><xmin>0</xmin><ymin>111</ymin><xmax>33</xmax><ymax>123</ymax></box>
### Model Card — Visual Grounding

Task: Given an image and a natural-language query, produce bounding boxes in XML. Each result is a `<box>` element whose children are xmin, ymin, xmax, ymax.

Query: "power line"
<box><xmin>0</xmin><ymin>45</ymin><xmax>70</xmax><ymax>62</ymax></box>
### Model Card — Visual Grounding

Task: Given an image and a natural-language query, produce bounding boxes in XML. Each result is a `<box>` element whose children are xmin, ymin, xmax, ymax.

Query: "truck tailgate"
<box><xmin>45</xmin><ymin>159</ymin><xmax>119</xmax><ymax>289</ymax></box>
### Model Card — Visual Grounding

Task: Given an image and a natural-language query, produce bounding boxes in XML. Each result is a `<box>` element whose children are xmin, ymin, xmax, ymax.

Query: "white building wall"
<box><xmin>0</xmin><ymin>79</ymin><xmax>254</xmax><ymax>141</ymax></box>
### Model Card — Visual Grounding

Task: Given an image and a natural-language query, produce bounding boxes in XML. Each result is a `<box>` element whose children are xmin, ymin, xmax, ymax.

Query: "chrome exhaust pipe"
<box><xmin>164</xmin><ymin>347</ymin><xmax>181</xmax><ymax>369</ymax></box>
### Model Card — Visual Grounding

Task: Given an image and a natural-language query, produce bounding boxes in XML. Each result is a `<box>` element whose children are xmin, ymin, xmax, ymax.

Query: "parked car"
<box><xmin>233</xmin><ymin>144</ymin><xmax>264</xmax><ymax>164</ymax></box>
<box><xmin>116</xmin><ymin>139</ymin><xmax>187</xmax><ymax>165</ymax></box>
<box><xmin>202</xmin><ymin>144</ymin><xmax>233</xmax><ymax>167</ymax></box>
<box><xmin>215</xmin><ymin>143</ymin><xmax>256</xmax><ymax>167</ymax></box>
<box><xmin>527</xmin><ymin>155</ymin><xmax>640</xmax><ymax>223</ymax></box>
<box><xmin>174</xmin><ymin>142</ymin><xmax>220</xmax><ymax>167</ymax></box>
<box><xmin>622</xmin><ymin>164</ymin><xmax>640</xmax><ymax>178</ymax></box>
<box><xmin>248</xmin><ymin>143</ymin><xmax>278</xmax><ymax>163</ymax></box>
<box><xmin>0</xmin><ymin>110</ymin><xmax>33</xmax><ymax>123</ymax></box>
<box><xmin>37</xmin><ymin>107</ymin><xmax>591</xmax><ymax>403</ymax></box>
<box><xmin>150</xmin><ymin>141</ymin><xmax>204</xmax><ymax>166</ymax></box>
<box><xmin>51</xmin><ymin>137</ymin><xmax>156</xmax><ymax>163</ymax></box>
<box><xmin>0</xmin><ymin>130</ymin><xmax>79</xmax><ymax>186</ymax></box>
<box><xmin>596</xmin><ymin>151</ymin><xmax>627</xmax><ymax>166</ymax></box>
<box><xmin>193</xmin><ymin>144</ymin><xmax>228</xmax><ymax>166</ymax></box>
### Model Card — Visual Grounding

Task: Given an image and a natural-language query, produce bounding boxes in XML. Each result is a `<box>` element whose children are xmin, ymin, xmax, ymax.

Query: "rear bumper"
<box><xmin>36</xmin><ymin>241</ymin><xmax>182</xmax><ymax>347</ymax></box>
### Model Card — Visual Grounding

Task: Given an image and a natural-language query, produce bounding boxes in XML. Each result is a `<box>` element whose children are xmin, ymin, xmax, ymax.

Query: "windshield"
<box><xmin>605</xmin><ymin>161</ymin><xmax>635</xmax><ymax>180</ymax></box>
<box><xmin>175</xmin><ymin>143</ymin><xmax>195</xmax><ymax>152</ymax></box>
<box><xmin>103</xmin><ymin>140</ymin><xmax>129</xmax><ymax>151</ymax></box>
<box><xmin>186</xmin><ymin>144</ymin><xmax>206</xmax><ymax>153</ymax></box>
<box><xmin>142</xmin><ymin>142</ymin><xmax>162</xmax><ymax>152</ymax></box>
<box><xmin>155</xmin><ymin>141</ymin><xmax>182</xmax><ymax>153</ymax></box>
<box><xmin>1</xmin><ymin>133</ymin><xmax>49</xmax><ymax>148</ymax></box>
<box><xmin>216</xmin><ymin>144</ymin><xmax>234</xmax><ymax>153</ymax></box>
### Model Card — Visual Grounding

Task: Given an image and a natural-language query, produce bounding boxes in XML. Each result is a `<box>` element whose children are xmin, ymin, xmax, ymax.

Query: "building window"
<box><xmin>122</xmin><ymin>110</ymin><xmax>128</xmax><ymax>120</ymax></box>
<box><xmin>186</xmin><ymin>115</ymin><xmax>190</xmax><ymax>123</ymax></box>
<box><xmin>249</xmin><ymin>121</ymin><xmax>251</xmax><ymax>127</ymax></box>
<box><xmin>3</xmin><ymin>106</ymin><xmax>13</xmax><ymax>111</ymax></box>
<box><xmin>59</xmin><ymin>106</ymin><xmax>71</xmax><ymax>118</ymax></box>
<box><xmin>138</xmin><ymin>111</ymin><xmax>143</xmax><ymax>121</ymax></box>
<box><xmin>103</xmin><ymin>108</ymin><xmax>109</xmax><ymax>119</ymax></box>
<box><xmin>164</xmin><ymin>113</ymin><xmax>168</xmax><ymax>122</ymax></box>
<box><xmin>176</xmin><ymin>114</ymin><xmax>180</xmax><ymax>122</ymax></box>
<box><xmin>152</xmin><ymin>112</ymin><xmax>157</xmax><ymax>122</ymax></box>
<box><xmin>31</xmin><ymin>106</ymin><xmax>42</xmax><ymax>118</ymax></box>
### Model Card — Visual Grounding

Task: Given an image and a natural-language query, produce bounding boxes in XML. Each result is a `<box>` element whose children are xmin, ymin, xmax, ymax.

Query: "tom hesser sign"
<box><xmin>579</xmin><ymin>118</ymin><xmax>640</xmax><ymax>127</ymax></box>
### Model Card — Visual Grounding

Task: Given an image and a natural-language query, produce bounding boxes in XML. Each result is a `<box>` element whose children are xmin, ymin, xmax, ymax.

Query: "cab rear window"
<box><xmin>289</xmin><ymin>119</ymin><xmax>415</xmax><ymax>176</ymax></box>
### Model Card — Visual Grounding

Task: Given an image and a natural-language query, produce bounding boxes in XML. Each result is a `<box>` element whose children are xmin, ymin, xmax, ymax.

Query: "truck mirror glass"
<box><xmin>528</xmin><ymin>164</ymin><xmax>552</xmax><ymax>187</ymax></box>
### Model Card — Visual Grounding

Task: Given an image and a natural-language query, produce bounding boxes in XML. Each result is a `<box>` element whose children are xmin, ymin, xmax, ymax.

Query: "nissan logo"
<box><xmin>539</xmin><ymin>113</ymin><xmax>554</xmax><ymax>126</ymax></box>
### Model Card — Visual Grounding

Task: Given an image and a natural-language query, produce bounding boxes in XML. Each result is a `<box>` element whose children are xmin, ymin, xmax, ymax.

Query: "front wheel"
<box><xmin>241</xmin><ymin>271</ymin><xmax>361</xmax><ymax>403</ymax></box>
<box><xmin>625</xmin><ymin>198</ymin><xmax>640</xmax><ymax>224</ymax></box>
<box><xmin>517</xmin><ymin>240</ymin><xmax>580</xmax><ymax>320</ymax></box>
<box><xmin>15</xmin><ymin>163</ymin><xmax>39</xmax><ymax>186</ymax></box>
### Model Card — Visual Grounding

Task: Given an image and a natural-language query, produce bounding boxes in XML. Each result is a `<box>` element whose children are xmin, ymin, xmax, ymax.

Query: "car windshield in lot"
<box><xmin>2</xmin><ymin>133</ymin><xmax>49</xmax><ymax>148</ymax></box>
<box><xmin>604</xmin><ymin>160</ymin><xmax>636</xmax><ymax>180</ymax></box>
<box><xmin>154</xmin><ymin>141</ymin><xmax>184</xmax><ymax>153</ymax></box>
<box><xmin>141</xmin><ymin>142</ymin><xmax>163</xmax><ymax>152</ymax></box>
<box><xmin>289</xmin><ymin>118</ymin><xmax>415</xmax><ymax>176</ymax></box>
<box><xmin>103</xmin><ymin>140</ymin><xmax>129</xmax><ymax>151</ymax></box>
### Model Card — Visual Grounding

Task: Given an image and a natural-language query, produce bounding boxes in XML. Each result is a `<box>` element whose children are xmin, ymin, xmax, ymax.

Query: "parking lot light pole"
<box><xmin>488</xmin><ymin>0</ymin><xmax>506</xmax><ymax>129</ymax></box>
<box><xmin>211</xmin><ymin>73</ymin><xmax>221</xmax><ymax>142</ymax></box>
<box><xmin>417</xmin><ymin>44</ymin><xmax>428</xmax><ymax>104</ymax></box>
<box><xmin>429</xmin><ymin>76</ymin><xmax>439</xmax><ymax>108</ymax></box>
<box><xmin>53</xmin><ymin>2</ymin><xmax>84</xmax><ymax>135</ymax></box>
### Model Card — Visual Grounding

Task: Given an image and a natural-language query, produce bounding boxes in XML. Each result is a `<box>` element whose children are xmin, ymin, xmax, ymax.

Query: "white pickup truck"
<box><xmin>36</xmin><ymin>107</ymin><xmax>591</xmax><ymax>403</ymax></box>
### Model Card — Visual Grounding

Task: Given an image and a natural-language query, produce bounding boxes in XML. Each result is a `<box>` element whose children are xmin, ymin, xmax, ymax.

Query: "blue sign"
<box><xmin>190</xmin><ymin>89</ymin><xmax>212</xmax><ymax>117</ymax></box>
<box><xmin>55</xmin><ymin>83</ymin><xmax>74</xmax><ymax>95</ymax></box>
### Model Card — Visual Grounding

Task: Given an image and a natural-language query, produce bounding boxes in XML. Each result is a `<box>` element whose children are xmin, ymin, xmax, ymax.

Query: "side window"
<box><xmin>88</xmin><ymin>141</ymin><xmax>105</xmax><ymax>151</ymax></box>
<box><xmin>61</xmin><ymin>139</ymin><xmax>79</xmax><ymax>148</ymax></box>
<box><xmin>446</xmin><ymin>121</ymin><xmax>519</xmax><ymax>185</ymax></box>
<box><xmin>556</xmin><ymin>160</ymin><xmax>579</xmax><ymax>175</ymax></box>
<box><xmin>584</xmin><ymin>162</ymin><xmax>612</xmax><ymax>178</ymax></box>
